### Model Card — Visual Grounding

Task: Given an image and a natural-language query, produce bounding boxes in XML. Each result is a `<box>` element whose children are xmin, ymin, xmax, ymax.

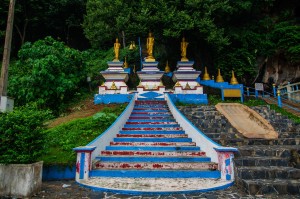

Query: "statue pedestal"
<box><xmin>172</xmin><ymin>61</ymin><xmax>203</xmax><ymax>94</ymax></box>
<box><xmin>98</xmin><ymin>61</ymin><xmax>129</xmax><ymax>94</ymax></box>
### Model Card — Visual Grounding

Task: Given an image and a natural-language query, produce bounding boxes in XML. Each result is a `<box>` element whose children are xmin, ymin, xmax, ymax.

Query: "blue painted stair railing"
<box><xmin>74</xmin><ymin>92</ymin><xmax>238</xmax><ymax>191</ymax></box>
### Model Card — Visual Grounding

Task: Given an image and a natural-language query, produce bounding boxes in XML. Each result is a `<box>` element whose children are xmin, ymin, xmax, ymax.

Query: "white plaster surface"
<box><xmin>80</xmin><ymin>177</ymin><xmax>232</xmax><ymax>192</ymax></box>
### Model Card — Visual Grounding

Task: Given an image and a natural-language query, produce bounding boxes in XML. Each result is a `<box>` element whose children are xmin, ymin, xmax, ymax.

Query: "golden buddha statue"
<box><xmin>123</xmin><ymin>57</ymin><xmax>129</xmax><ymax>68</ymax></box>
<box><xmin>181</xmin><ymin>37</ymin><xmax>189</xmax><ymax>62</ymax></box>
<box><xmin>110</xmin><ymin>81</ymin><xmax>117</xmax><ymax>90</ymax></box>
<box><xmin>165</xmin><ymin>61</ymin><xmax>171</xmax><ymax>73</ymax></box>
<box><xmin>202</xmin><ymin>66</ymin><xmax>211</xmax><ymax>80</ymax></box>
<box><xmin>216</xmin><ymin>69</ymin><xmax>224</xmax><ymax>82</ymax></box>
<box><xmin>146</xmin><ymin>32</ymin><xmax>155</xmax><ymax>62</ymax></box>
<box><xmin>230</xmin><ymin>70</ymin><xmax>239</xmax><ymax>84</ymax></box>
<box><xmin>113</xmin><ymin>38</ymin><xmax>121</xmax><ymax>62</ymax></box>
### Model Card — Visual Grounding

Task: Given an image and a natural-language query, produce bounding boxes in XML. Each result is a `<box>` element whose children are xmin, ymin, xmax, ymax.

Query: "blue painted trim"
<box><xmin>79</xmin><ymin>153</ymin><xmax>85</xmax><ymax>179</ymax></box>
<box><xmin>94</xmin><ymin>94</ymin><xmax>133</xmax><ymax>105</ymax></box>
<box><xmin>42</xmin><ymin>165</ymin><xmax>75</xmax><ymax>180</ymax></box>
<box><xmin>124</xmin><ymin>124</ymin><xmax>179</xmax><ymax>128</ymax></box>
<box><xmin>127</xmin><ymin>119</ymin><xmax>176</xmax><ymax>122</ymax></box>
<box><xmin>105</xmin><ymin>146</ymin><xmax>201</xmax><ymax>151</ymax></box>
<box><xmin>77</xmin><ymin>181</ymin><xmax>234</xmax><ymax>195</ymax></box>
<box><xmin>87</xmin><ymin>94</ymin><xmax>136</xmax><ymax>146</ymax></box>
<box><xmin>167</xmin><ymin>93</ymin><xmax>222</xmax><ymax>147</ymax></box>
<box><xmin>169</xmin><ymin>94</ymin><xmax>208</xmax><ymax>105</ymax></box>
<box><xmin>214</xmin><ymin>147</ymin><xmax>238</xmax><ymax>152</ymax></box>
<box><xmin>113</xmin><ymin>138</ymin><xmax>192</xmax><ymax>142</ymax></box>
<box><xmin>89</xmin><ymin>170</ymin><xmax>220</xmax><ymax>178</ymax></box>
<box><xmin>73</xmin><ymin>146</ymin><xmax>96</xmax><ymax>152</ymax></box>
<box><xmin>95</xmin><ymin>156</ymin><xmax>211</xmax><ymax>162</ymax></box>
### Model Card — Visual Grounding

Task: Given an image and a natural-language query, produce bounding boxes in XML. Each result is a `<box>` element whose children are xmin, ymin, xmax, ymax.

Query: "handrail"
<box><xmin>278</xmin><ymin>82</ymin><xmax>300</xmax><ymax>103</ymax></box>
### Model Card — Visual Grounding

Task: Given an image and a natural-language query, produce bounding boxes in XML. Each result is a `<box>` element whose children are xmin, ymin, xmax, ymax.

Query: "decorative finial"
<box><xmin>160</xmin><ymin>81</ymin><xmax>164</xmax><ymax>86</ymax></box>
<box><xmin>212</xmin><ymin>75</ymin><xmax>215</xmax><ymax>80</ymax></box>
<box><xmin>216</xmin><ymin>69</ymin><xmax>224</xmax><ymax>83</ymax></box>
<box><xmin>129</xmin><ymin>41</ymin><xmax>134</xmax><ymax>50</ymax></box>
<box><xmin>165</xmin><ymin>60</ymin><xmax>171</xmax><ymax>73</ymax></box>
<box><xmin>113</xmin><ymin>38</ymin><xmax>121</xmax><ymax>62</ymax></box>
<box><xmin>277</xmin><ymin>90</ymin><xmax>280</xmax><ymax>96</ymax></box>
<box><xmin>230</xmin><ymin>70</ymin><xmax>239</xmax><ymax>84</ymax></box>
<box><xmin>110</xmin><ymin>81</ymin><xmax>117</xmax><ymax>90</ymax></box>
<box><xmin>181</xmin><ymin>37</ymin><xmax>189</xmax><ymax>62</ymax></box>
<box><xmin>124</xmin><ymin>57</ymin><xmax>129</xmax><ymax>68</ymax></box>
<box><xmin>185</xmin><ymin>82</ymin><xmax>191</xmax><ymax>89</ymax></box>
<box><xmin>202</xmin><ymin>66</ymin><xmax>211</xmax><ymax>80</ymax></box>
<box><xmin>175</xmin><ymin>81</ymin><xmax>181</xmax><ymax>87</ymax></box>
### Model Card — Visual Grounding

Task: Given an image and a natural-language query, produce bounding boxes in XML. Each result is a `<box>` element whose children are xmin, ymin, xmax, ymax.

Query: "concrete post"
<box><xmin>287</xmin><ymin>82</ymin><xmax>291</xmax><ymax>100</ymax></box>
<box><xmin>215</xmin><ymin>148</ymin><xmax>237</xmax><ymax>181</ymax></box>
<box><xmin>73</xmin><ymin>146</ymin><xmax>96</xmax><ymax>181</ymax></box>
<box><xmin>246</xmin><ymin>87</ymin><xmax>249</xmax><ymax>97</ymax></box>
<box><xmin>277</xmin><ymin>90</ymin><xmax>282</xmax><ymax>108</ymax></box>
<box><xmin>272</xmin><ymin>84</ymin><xmax>276</xmax><ymax>97</ymax></box>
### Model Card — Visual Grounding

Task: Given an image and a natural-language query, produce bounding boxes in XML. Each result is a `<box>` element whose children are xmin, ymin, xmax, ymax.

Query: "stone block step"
<box><xmin>113</xmin><ymin>137</ymin><xmax>193</xmax><ymax>143</ymax></box>
<box><xmin>126</xmin><ymin>121</ymin><xmax>178</xmax><ymax>125</ymax></box>
<box><xmin>95</xmin><ymin>156</ymin><xmax>211</xmax><ymax>162</ymax></box>
<box><xmin>241</xmin><ymin>179</ymin><xmax>300</xmax><ymax>195</ymax></box>
<box><xmin>89</xmin><ymin>169</ymin><xmax>221</xmax><ymax>178</ymax></box>
<box><xmin>93</xmin><ymin>161</ymin><xmax>218</xmax><ymax>170</ymax></box>
<box><xmin>212</xmin><ymin>138</ymin><xmax>300</xmax><ymax>146</ymax></box>
<box><xmin>234</xmin><ymin>157</ymin><xmax>290</xmax><ymax>167</ymax></box>
<box><xmin>236</xmin><ymin>166</ymin><xmax>300</xmax><ymax>180</ymax></box>
<box><xmin>123</xmin><ymin>124</ymin><xmax>180</xmax><ymax>128</ymax></box>
<box><xmin>116</xmin><ymin>134</ymin><xmax>188</xmax><ymax>138</ymax></box>
<box><xmin>122</xmin><ymin>127</ymin><xmax>183</xmax><ymax>131</ymax></box>
<box><xmin>109</xmin><ymin>142</ymin><xmax>196</xmax><ymax>146</ymax></box>
<box><xmin>105</xmin><ymin>146</ymin><xmax>201</xmax><ymax>151</ymax></box>
<box><xmin>119</xmin><ymin>130</ymin><xmax>185</xmax><ymax>134</ymax></box>
<box><xmin>237</xmin><ymin>145</ymin><xmax>300</xmax><ymax>158</ymax></box>
<box><xmin>100</xmin><ymin>150</ymin><xmax>206</xmax><ymax>157</ymax></box>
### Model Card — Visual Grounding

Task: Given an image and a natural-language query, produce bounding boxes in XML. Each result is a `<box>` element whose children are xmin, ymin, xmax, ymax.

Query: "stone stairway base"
<box><xmin>78</xmin><ymin>177</ymin><xmax>234</xmax><ymax>194</ymax></box>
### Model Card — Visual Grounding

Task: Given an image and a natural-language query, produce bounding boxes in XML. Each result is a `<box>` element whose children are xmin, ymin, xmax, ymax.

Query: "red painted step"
<box><xmin>94</xmin><ymin>161</ymin><xmax>218</xmax><ymax>170</ymax></box>
<box><xmin>110</xmin><ymin>142</ymin><xmax>196</xmax><ymax>146</ymax></box>
<box><xmin>116</xmin><ymin>134</ymin><xmax>188</xmax><ymax>138</ymax></box>
<box><xmin>101</xmin><ymin>150</ymin><xmax>206</xmax><ymax>157</ymax></box>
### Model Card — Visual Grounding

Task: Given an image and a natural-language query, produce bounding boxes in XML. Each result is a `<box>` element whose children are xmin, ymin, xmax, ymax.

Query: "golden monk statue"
<box><xmin>181</xmin><ymin>37</ymin><xmax>189</xmax><ymax>61</ymax></box>
<box><xmin>113</xmin><ymin>38</ymin><xmax>121</xmax><ymax>62</ymax></box>
<box><xmin>146</xmin><ymin>32</ymin><xmax>155</xmax><ymax>61</ymax></box>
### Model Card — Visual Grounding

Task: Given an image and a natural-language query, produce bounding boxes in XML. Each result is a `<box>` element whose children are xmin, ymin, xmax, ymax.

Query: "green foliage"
<box><xmin>41</xmin><ymin>105</ymin><xmax>126</xmax><ymax>165</ymax></box>
<box><xmin>0</xmin><ymin>104</ymin><xmax>52</xmax><ymax>164</ymax></box>
<box><xmin>269</xmin><ymin>104</ymin><xmax>300</xmax><ymax>124</ymax></box>
<box><xmin>8</xmin><ymin>36</ymin><xmax>87</xmax><ymax>114</ymax></box>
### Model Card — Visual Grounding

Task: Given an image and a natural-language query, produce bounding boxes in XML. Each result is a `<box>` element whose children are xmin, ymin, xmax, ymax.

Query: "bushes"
<box><xmin>0</xmin><ymin>104</ymin><xmax>52</xmax><ymax>164</ymax></box>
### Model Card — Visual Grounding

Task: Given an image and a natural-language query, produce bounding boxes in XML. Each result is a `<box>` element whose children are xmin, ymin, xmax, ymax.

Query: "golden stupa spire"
<box><xmin>202</xmin><ymin>66</ymin><xmax>211</xmax><ymax>80</ymax></box>
<box><xmin>165</xmin><ymin>60</ymin><xmax>171</xmax><ymax>73</ymax></box>
<box><xmin>215</xmin><ymin>69</ymin><xmax>224</xmax><ymax>83</ymax></box>
<box><xmin>230</xmin><ymin>70</ymin><xmax>239</xmax><ymax>84</ymax></box>
<box><xmin>175</xmin><ymin>81</ymin><xmax>181</xmax><ymax>87</ymax></box>
<box><xmin>185</xmin><ymin>82</ymin><xmax>191</xmax><ymax>89</ymax></box>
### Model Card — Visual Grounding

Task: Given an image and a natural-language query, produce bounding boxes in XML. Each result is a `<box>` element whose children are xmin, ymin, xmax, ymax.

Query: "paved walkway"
<box><xmin>30</xmin><ymin>180</ymin><xmax>300</xmax><ymax>199</ymax></box>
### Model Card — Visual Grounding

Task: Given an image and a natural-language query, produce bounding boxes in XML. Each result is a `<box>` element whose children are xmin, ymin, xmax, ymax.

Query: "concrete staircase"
<box><xmin>178</xmin><ymin>105</ymin><xmax>300</xmax><ymax>195</ymax></box>
<box><xmin>91</xmin><ymin>100</ymin><xmax>219</xmax><ymax>178</ymax></box>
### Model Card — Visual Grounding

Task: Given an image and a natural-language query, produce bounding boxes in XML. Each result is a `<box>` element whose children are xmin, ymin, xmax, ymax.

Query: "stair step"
<box><xmin>100</xmin><ymin>150</ymin><xmax>206</xmax><ymax>157</ymax></box>
<box><xmin>93</xmin><ymin>161</ymin><xmax>218</xmax><ymax>170</ymax></box>
<box><xmin>119</xmin><ymin>130</ymin><xmax>186</xmax><ymax>134</ymax></box>
<box><xmin>236</xmin><ymin>166</ymin><xmax>300</xmax><ymax>180</ymax></box>
<box><xmin>110</xmin><ymin>142</ymin><xmax>196</xmax><ymax>146</ymax></box>
<box><xmin>135</xmin><ymin>101</ymin><xmax>167</xmax><ymax>104</ymax></box>
<box><xmin>127</xmin><ymin>119</ymin><xmax>176</xmax><ymax>122</ymax></box>
<box><xmin>234</xmin><ymin>157</ymin><xmax>290</xmax><ymax>167</ymax></box>
<box><xmin>123</xmin><ymin>124</ymin><xmax>180</xmax><ymax>128</ymax></box>
<box><xmin>126</xmin><ymin>121</ymin><xmax>178</xmax><ymax>125</ymax></box>
<box><xmin>95</xmin><ymin>156</ymin><xmax>211</xmax><ymax>162</ymax></box>
<box><xmin>212</xmin><ymin>138</ymin><xmax>300</xmax><ymax>146</ymax></box>
<box><xmin>122</xmin><ymin>127</ymin><xmax>183</xmax><ymax>131</ymax></box>
<box><xmin>89</xmin><ymin>169</ymin><xmax>221</xmax><ymax>178</ymax></box>
<box><xmin>113</xmin><ymin>138</ymin><xmax>192</xmax><ymax>142</ymax></box>
<box><xmin>106</xmin><ymin>146</ymin><xmax>201</xmax><ymax>151</ymax></box>
<box><xmin>129</xmin><ymin>116</ymin><xmax>174</xmax><ymax>120</ymax></box>
<box><xmin>241</xmin><ymin>179</ymin><xmax>300</xmax><ymax>195</ymax></box>
<box><xmin>132</xmin><ymin>109</ymin><xmax>169</xmax><ymax>112</ymax></box>
<box><xmin>116</xmin><ymin>134</ymin><xmax>188</xmax><ymax>138</ymax></box>
<box><xmin>131</xmin><ymin>112</ymin><xmax>171</xmax><ymax>115</ymax></box>
<box><xmin>237</xmin><ymin>145</ymin><xmax>300</xmax><ymax>158</ymax></box>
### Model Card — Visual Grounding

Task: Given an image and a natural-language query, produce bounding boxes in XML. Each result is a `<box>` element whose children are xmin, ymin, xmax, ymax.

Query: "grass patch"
<box><xmin>39</xmin><ymin>104</ymin><xmax>126</xmax><ymax>166</ymax></box>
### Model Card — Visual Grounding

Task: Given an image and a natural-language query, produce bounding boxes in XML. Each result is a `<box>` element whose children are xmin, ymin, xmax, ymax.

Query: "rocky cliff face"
<box><xmin>262</xmin><ymin>54</ymin><xmax>300</xmax><ymax>85</ymax></box>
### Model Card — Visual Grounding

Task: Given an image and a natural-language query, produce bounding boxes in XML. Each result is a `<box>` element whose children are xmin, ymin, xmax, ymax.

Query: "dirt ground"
<box><xmin>47</xmin><ymin>98</ymin><xmax>118</xmax><ymax>128</ymax></box>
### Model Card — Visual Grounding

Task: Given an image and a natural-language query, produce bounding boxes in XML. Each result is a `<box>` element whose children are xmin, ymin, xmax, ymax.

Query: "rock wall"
<box><xmin>262</xmin><ymin>55</ymin><xmax>300</xmax><ymax>85</ymax></box>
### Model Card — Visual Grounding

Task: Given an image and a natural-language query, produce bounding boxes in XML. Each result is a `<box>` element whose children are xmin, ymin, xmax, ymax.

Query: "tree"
<box><xmin>8</xmin><ymin>36</ymin><xmax>86</xmax><ymax>113</ymax></box>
